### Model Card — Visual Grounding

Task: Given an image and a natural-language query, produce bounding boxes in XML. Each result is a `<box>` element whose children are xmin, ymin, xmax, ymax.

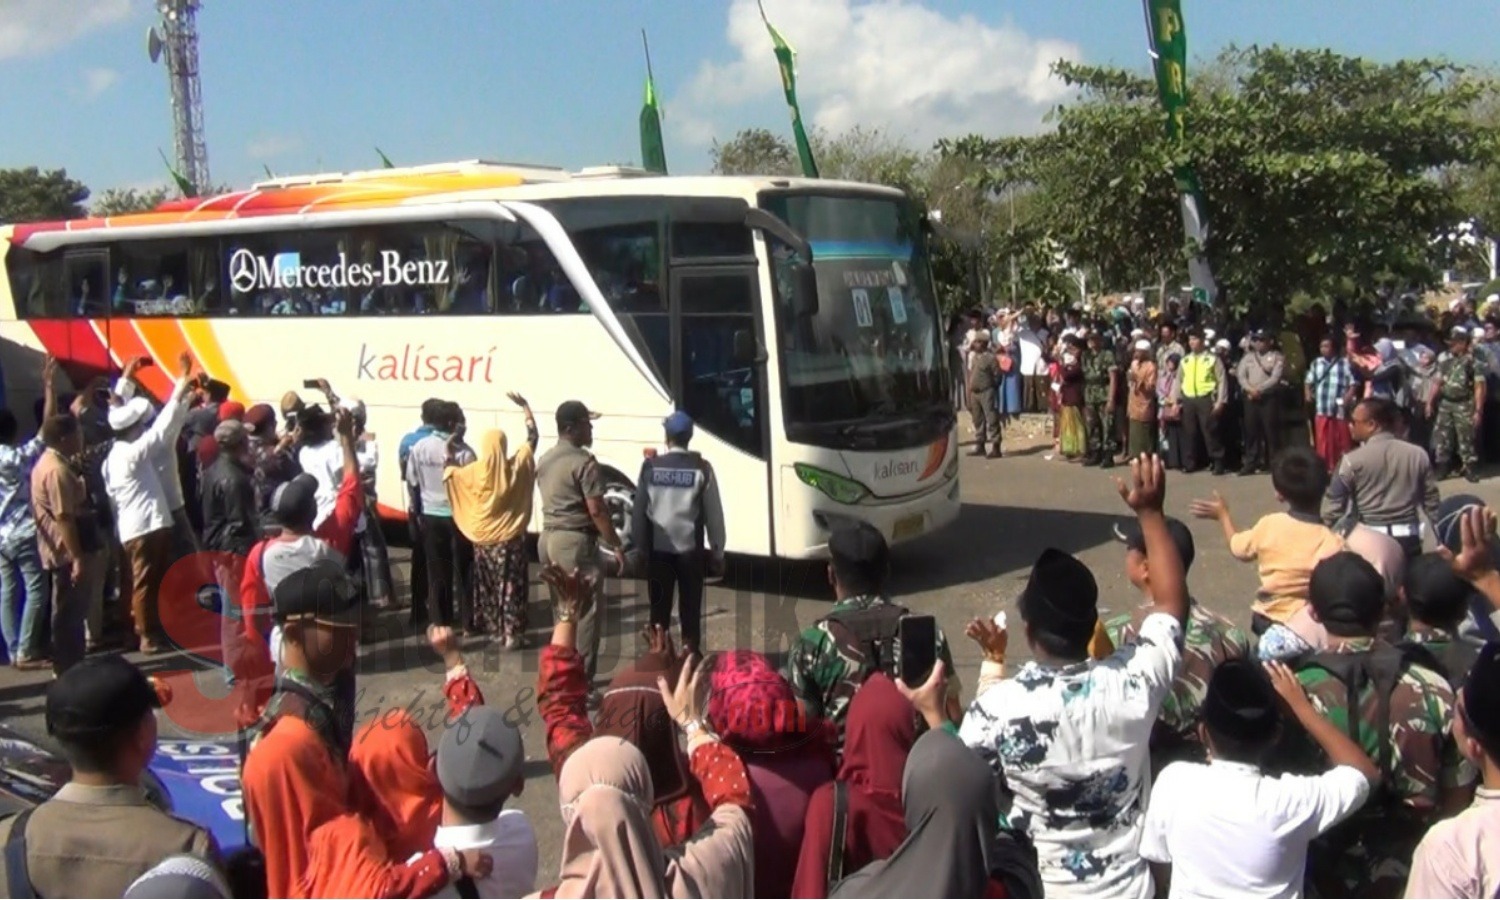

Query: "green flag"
<box><xmin>158</xmin><ymin>148</ymin><xmax>194</xmax><ymax>197</ymax></box>
<box><xmin>759</xmin><ymin>3</ymin><xmax>818</xmax><ymax>178</ymax></box>
<box><xmin>376</xmin><ymin>147</ymin><xmax>395</xmax><ymax>169</ymax></box>
<box><xmin>1144</xmin><ymin>0</ymin><xmax>1216</xmax><ymax>305</ymax></box>
<box><xmin>639</xmin><ymin>32</ymin><xmax>668</xmax><ymax>175</ymax></box>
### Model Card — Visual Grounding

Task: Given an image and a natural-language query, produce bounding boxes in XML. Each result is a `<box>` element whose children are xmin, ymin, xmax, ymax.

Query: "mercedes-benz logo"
<box><xmin>228</xmin><ymin>248</ymin><xmax>258</xmax><ymax>294</ymax></box>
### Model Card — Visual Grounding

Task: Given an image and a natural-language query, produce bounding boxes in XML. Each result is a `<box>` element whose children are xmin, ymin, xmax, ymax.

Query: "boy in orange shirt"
<box><xmin>1191</xmin><ymin>446</ymin><xmax>1344</xmax><ymax>634</ymax></box>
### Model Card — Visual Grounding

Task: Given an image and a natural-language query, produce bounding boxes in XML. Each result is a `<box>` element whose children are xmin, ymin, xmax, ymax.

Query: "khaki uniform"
<box><xmin>536</xmin><ymin>440</ymin><xmax>608</xmax><ymax>677</ymax></box>
<box><xmin>0</xmin><ymin>783</ymin><xmax>217</xmax><ymax>898</ymax></box>
<box><xmin>967</xmin><ymin>349</ymin><xmax>1001</xmax><ymax>450</ymax></box>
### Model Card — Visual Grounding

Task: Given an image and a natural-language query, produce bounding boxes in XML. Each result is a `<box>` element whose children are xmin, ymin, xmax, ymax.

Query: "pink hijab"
<box><xmin>545</xmin><ymin>737</ymin><xmax>752</xmax><ymax>900</ymax></box>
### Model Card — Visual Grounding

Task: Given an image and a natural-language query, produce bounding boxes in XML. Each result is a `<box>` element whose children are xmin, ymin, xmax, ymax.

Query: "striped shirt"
<box><xmin>1305</xmin><ymin>356</ymin><xmax>1354</xmax><ymax>419</ymax></box>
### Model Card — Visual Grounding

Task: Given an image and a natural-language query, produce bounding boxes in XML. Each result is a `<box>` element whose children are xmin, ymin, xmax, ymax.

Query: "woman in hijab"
<box><xmin>346</xmin><ymin>711</ymin><xmax>443</xmax><ymax>863</ymax></box>
<box><xmin>445</xmin><ymin>392</ymin><xmax>538</xmax><ymax>648</ymax></box>
<box><xmin>1057</xmin><ymin>335</ymin><xmax>1087</xmax><ymax>460</ymax></box>
<box><xmin>709</xmin><ymin>651</ymin><xmax>836</xmax><ymax>898</ymax></box>
<box><xmin>1403</xmin><ymin>344</ymin><xmax>1439</xmax><ymax>451</ymax></box>
<box><xmin>792</xmin><ymin>674</ymin><xmax>916</xmax><ymax>899</ymax></box>
<box><xmin>829</xmin><ymin>729</ymin><xmax>1001</xmax><ymax>900</ymax></box>
<box><xmin>539</xmin><ymin>609</ymin><xmax>710</xmax><ymax>847</ymax></box>
<box><xmin>535</xmin><ymin>656</ymin><xmax>755</xmax><ymax>899</ymax></box>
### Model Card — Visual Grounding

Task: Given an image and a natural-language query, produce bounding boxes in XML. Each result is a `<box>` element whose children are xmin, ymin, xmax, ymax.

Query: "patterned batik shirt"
<box><xmin>1105</xmin><ymin>599</ymin><xmax>1249</xmax><ymax>764</ymax></box>
<box><xmin>959</xmin><ymin>612</ymin><xmax>1183</xmax><ymax>899</ymax></box>
<box><xmin>0</xmin><ymin>434</ymin><xmax>46</xmax><ymax>547</ymax></box>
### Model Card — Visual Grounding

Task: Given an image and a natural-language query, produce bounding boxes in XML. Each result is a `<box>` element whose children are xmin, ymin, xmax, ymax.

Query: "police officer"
<box><xmin>1235</xmin><ymin>329</ymin><xmax>1286</xmax><ymax>475</ymax></box>
<box><xmin>630</xmin><ymin>412</ymin><xmax>726</xmax><ymax>656</ymax></box>
<box><xmin>0</xmin><ymin>657</ymin><xmax>218</xmax><ymax>896</ymax></box>
<box><xmin>1430</xmin><ymin>326</ymin><xmax>1485</xmax><ymax>483</ymax></box>
<box><xmin>966</xmin><ymin>331</ymin><xmax>1002</xmax><ymax>458</ymax></box>
<box><xmin>1323</xmin><ymin>396</ymin><xmax>1441</xmax><ymax>556</ymax></box>
<box><xmin>1179</xmin><ymin>329</ymin><xmax>1228</xmax><ymax>475</ymax></box>
<box><xmin>537</xmin><ymin>400</ymin><xmax>627</xmax><ymax>680</ymax></box>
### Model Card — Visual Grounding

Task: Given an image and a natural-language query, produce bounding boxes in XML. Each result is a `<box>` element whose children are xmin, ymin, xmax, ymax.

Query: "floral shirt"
<box><xmin>960</xmin><ymin>612</ymin><xmax>1183</xmax><ymax>899</ymax></box>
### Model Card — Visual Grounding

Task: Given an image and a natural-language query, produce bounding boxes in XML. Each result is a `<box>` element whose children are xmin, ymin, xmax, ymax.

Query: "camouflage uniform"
<box><xmin>1081</xmin><ymin>348</ymin><xmax>1120</xmax><ymax>463</ymax></box>
<box><xmin>1284</xmin><ymin>639</ymin><xmax>1474</xmax><ymax>897</ymax></box>
<box><xmin>783</xmin><ymin>594</ymin><xmax>958</xmax><ymax>747</ymax></box>
<box><xmin>1433</xmin><ymin>351</ymin><xmax>1479</xmax><ymax>474</ymax></box>
<box><xmin>1105</xmin><ymin>598</ymin><xmax>1249</xmax><ymax>769</ymax></box>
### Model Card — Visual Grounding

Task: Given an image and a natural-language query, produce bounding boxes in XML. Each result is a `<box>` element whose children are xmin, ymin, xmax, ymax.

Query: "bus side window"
<box><xmin>64</xmin><ymin>253</ymin><xmax>108</xmax><ymax>319</ymax></box>
<box><xmin>6</xmin><ymin>249</ymin><xmax>66</xmax><ymax>319</ymax></box>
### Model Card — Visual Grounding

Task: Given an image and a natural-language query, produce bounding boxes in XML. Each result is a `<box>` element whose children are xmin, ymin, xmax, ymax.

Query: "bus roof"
<box><xmin>4</xmin><ymin>161</ymin><xmax>906</xmax><ymax>247</ymax></box>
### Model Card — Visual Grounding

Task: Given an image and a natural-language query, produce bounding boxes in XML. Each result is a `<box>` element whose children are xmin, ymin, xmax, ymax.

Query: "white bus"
<box><xmin>0</xmin><ymin>161</ymin><xmax>960</xmax><ymax>558</ymax></box>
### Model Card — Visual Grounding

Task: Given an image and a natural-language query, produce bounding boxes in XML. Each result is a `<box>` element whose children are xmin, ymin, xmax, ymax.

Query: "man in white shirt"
<box><xmin>960</xmin><ymin>455</ymin><xmax>1188</xmax><ymax>898</ymax></box>
<box><xmin>1140</xmin><ymin>659</ymin><xmax>1377</xmax><ymax>899</ymax></box>
<box><xmin>104</xmin><ymin>353</ymin><xmax>194</xmax><ymax>655</ymax></box>
<box><xmin>113</xmin><ymin>357</ymin><xmax>197</xmax><ymax>563</ymax></box>
<box><xmin>427</xmin><ymin>706</ymin><xmax>538</xmax><ymax>898</ymax></box>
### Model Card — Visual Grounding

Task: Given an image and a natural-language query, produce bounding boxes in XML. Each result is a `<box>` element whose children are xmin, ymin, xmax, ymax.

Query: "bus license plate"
<box><xmin>893</xmin><ymin>514</ymin><xmax>925</xmax><ymax>540</ymax></box>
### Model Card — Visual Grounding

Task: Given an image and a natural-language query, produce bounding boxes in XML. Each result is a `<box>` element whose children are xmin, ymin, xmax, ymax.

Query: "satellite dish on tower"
<box><xmin>147</xmin><ymin>26</ymin><xmax>163</xmax><ymax>64</ymax></box>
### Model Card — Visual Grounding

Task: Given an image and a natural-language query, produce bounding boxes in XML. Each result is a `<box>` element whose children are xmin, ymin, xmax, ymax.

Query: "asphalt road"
<box><xmin>3</xmin><ymin>426</ymin><xmax>1497</xmax><ymax>878</ymax></box>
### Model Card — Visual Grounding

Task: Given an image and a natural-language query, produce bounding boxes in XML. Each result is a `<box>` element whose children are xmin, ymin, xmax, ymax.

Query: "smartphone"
<box><xmin>302</xmin><ymin>379</ymin><xmax>321</xmax><ymax>390</ymax></box>
<box><xmin>897</xmin><ymin>614</ymin><xmax>937</xmax><ymax>685</ymax></box>
<box><xmin>138</xmin><ymin>358</ymin><xmax>156</xmax><ymax>369</ymax></box>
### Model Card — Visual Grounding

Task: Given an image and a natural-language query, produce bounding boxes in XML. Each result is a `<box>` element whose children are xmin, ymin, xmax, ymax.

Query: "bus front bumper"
<box><xmin>777</xmin><ymin>468</ymin><xmax>962</xmax><ymax>560</ymax></box>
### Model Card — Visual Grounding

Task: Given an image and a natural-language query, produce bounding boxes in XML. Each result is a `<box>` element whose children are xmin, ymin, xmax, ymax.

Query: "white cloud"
<box><xmin>246</xmin><ymin>134</ymin><xmax>303</xmax><ymax>159</ymax></box>
<box><xmin>81</xmin><ymin>67</ymin><xmax>120</xmax><ymax>99</ymax></box>
<box><xmin>0</xmin><ymin>0</ymin><xmax>132</xmax><ymax>61</ymax></box>
<box><xmin>673</xmin><ymin>0</ymin><xmax>1081</xmax><ymax>154</ymax></box>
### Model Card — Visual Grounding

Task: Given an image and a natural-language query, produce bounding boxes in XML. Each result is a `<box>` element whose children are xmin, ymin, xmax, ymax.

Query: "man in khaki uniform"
<box><xmin>0</xmin><ymin>656</ymin><xmax>218</xmax><ymax>897</ymax></box>
<box><xmin>537</xmin><ymin>400</ymin><xmax>627</xmax><ymax>680</ymax></box>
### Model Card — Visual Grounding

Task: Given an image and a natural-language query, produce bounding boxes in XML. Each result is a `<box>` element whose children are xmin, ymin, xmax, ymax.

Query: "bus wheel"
<box><xmin>601</xmin><ymin>471</ymin><xmax>635</xmax><ymax>555</ymax></box>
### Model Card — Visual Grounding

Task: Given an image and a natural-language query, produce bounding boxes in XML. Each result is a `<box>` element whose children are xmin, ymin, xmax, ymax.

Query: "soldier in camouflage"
<box><xmin>782</xmin><ymin>521</ymin><xmax>959</xmax><ymax>749</ymax></box>
<box><xmin>1430</xmin><ymin>326</ymin><xmax>1485</xmax><ymax>482</ymax></box>
<box><xmin>1104</xmin><ymin>516</ymin><xmax>1249</xmax><ymax>772</ymax></box>
<box><xmin>1279</xmin><ymin>552</ymin><xmax>1475</xmax><ymax>897</ymax></box>
<box><xmin>1081</xmin><ymin>330</ymin><xmax>1120</xmax><ymax>468</ymax></box>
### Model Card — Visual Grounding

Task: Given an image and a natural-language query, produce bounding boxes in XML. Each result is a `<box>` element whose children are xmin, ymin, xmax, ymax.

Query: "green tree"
<box><xmin>0</xmin><ymin>167</ymin><xmax>89</xmax><ymax>223</ymax></box>
<box><xmin>92</xmin><ymin>185</ymin><xmax>175</xmax><ymax>217</ymax></box>
<box><xmin>947</xmin><ymin>47</ymin><xmax>1497</xmax><ymax>321</ymax></box>
<box><xmin>811</xmin><ymin>126</ymin><xmax>927</xmax><ymax>189</ymax></box>
<box><xmin>710</xmin><ymin>128</ymin><xmax>798</xmax><ymax>176</ymax></box>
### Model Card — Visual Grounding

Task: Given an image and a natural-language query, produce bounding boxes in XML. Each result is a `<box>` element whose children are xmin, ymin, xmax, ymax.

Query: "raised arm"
<box><xmin>39</xmin><ymin>355</ymin><xmax>58</xmax><ymax>425</ymax></box>
<box><xmin>507</xmin><ymin>392</ymin><xmax>539</xmax><ymax>453</ymax></box>
<box><xmin>137</xmin><ymin>354</ymin><xmax>196</xmax><ymax>454</ymax></box>
<box><xmin>1117</xmin><ymin>455</ymin><xmax>1187</xmax><ymax>630</ymax></box>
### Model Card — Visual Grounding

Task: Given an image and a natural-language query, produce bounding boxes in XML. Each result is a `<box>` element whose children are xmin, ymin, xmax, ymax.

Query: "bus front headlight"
<box><xmin>794</xmin><ymin>464</ymin><xmax>870</xmax><ymax>505</ymax></box>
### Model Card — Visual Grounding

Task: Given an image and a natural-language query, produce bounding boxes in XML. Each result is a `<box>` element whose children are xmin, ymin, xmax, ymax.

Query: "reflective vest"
<box><xmin>1182</xmin><ymin>353</ymin><xmax>1219</xmax><ymax>398</ymax></box>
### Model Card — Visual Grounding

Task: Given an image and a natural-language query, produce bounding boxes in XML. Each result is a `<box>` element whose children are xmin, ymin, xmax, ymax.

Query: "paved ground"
<box><xmin>3</xmin><ymin>420</ymin><xmax>1498</xmax><ymax>875</ymax></box>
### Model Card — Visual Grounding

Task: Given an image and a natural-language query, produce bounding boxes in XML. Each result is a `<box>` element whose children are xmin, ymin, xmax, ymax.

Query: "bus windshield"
<box><xmin>762</xmin><ymin>191</ymin><xmax>949</xmax><ymax>449</ymax></box>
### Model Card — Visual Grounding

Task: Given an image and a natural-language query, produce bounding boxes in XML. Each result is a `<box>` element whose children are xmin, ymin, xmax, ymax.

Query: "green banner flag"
<box><xmin>639</xmin><ymin>32</ymin><xmax>668</xmax><ymax>175</ymax></box>
<box><xmin>158</xmin><ymin>148</ymin><xmax>194</xmax><ymax>197</ymax></box>
<box><xmin>759</xmin><ymin>3</ymin><xmax>818</xmax><ymax>178</ymax></box>
<box><xmin>1144</xmin><ymin>0</ymin><xmax>1217</xmax><ymax>305</ymax></box>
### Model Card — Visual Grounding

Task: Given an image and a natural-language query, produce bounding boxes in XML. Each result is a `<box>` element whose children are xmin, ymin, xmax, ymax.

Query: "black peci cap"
<box><xmin>272</xmin><ymin>557</ymin><xmax>360</xmax><ymax>627</ymax></box>
<box><xmin>555</xmin><ymin>400</ymin><xmax>600</xmax><ymax>430</ymax></box>
<box><xmin>1203</xmin><ymin>658</ymin><xmax>1280</xmax><ymax>743</ymax></box>
<box><xmin>46</xmin><ymin>656</ymin><xmax>160</xmax><ymax>741</ymax></box>
<box><xmin>1019</xmin><ymin>547</ymin><xmax>1099</xmax><ymax>643</ymax></box>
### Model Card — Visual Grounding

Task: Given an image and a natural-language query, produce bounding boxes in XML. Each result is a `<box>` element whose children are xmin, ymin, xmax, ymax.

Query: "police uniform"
<box><xmin>1081</xmin><ymin>343</ymin><xmax>1120</xmax><ymax>466</ymax></box>
<box><xmin>1234</xmin><ymin>333</ymin><xmax>1286</xmax><ymax>474</ymax></box>
<box><xmin>1322</xmin><ymin>430</ymin><xmax>1441</xmax><ymax>556</ymax></box>
<box><xmin>966</xmin><ymin>339</ymin><xmax>1002</xmax><ymax>456</ymax></box>
<box><xmin>0</xmin><ymin>657</ymin><xmax>218</xmax><ymax>898</ymax></box>
<box><xmin>630</xmin><ymin>412</ymin><xmax>726</xmax><ymax>653</ymax></box>
<box><xmin>1179</xmin><ymin>340</ymin><xmax>1228</xmax><ymax>474</ymax></box>
<box><xmin>1433</xmin><ymin>329</ymin><xmax>1482</xmax><ymax>479</ymax></box>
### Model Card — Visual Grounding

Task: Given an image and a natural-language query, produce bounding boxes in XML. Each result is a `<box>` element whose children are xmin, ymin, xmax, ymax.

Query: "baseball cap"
<box><xmin>1115</xmin><ymin>516</ymin><xmax>1197</xmax><ymax>571</ymax></box>
<box><xmin>555</xmin><ymin>400</ymin><xmax>600</xmax><ymax>430</ymax></box>
<box><xmin>437</xmin><ymin>707</ymin><xmax>525</xmax><ymax>807</ymax></box>
<box><xmin>46</xmin><ymin>655</ymin><xmax>161</xmax><ymax>741</ymax></box>
<box><xmin>271</xmin><ymin>473</ymin><xmax>319</xmax><ymax>529</ymax></box>
<box><xmin>663</xmin><ymin>411</ymin><xmax>694</xmax><ymax>438</ymax></box>
<box><xmin>272</xmin><ymin>557</ymin><xmax>360</xmax><ymax>627</ymax></box>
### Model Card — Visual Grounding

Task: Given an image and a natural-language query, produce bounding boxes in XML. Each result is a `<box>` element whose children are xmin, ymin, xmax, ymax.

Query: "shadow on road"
<box><xmin>893</xmin><ymin>503</ymin><xmax>1128</xmax><ymax>593</ymax></box>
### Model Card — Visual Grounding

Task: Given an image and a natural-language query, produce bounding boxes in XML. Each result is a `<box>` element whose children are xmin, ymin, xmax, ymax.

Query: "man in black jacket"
<box><xmin>201</xmin><ymin>420</ymin><xmax>257</xmax><ymax>680</ymax></box>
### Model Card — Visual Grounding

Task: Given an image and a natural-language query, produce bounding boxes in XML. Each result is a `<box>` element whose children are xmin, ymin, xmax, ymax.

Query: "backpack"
<box><xmin>1398</xmin><ymin>638</ymin><xmax>1480</xmax><ymax>694</ymax></box>
<box><xmin>822</xmin><ymin>602</ymin><xmax>908</xmax><ymax>683</ymax></box>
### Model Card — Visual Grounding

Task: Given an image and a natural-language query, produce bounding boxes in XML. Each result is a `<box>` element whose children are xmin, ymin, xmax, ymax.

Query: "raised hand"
<box><xmin>177</xmin><ymin>351</ymin><xmax>193</xmax><ymax>379</ymax></box>
<box><xmin>1115</xmin><ymin>453</ymin><xmax>1166</xmax><ymax>514</ymax></box>
<box><xmin>506</xmin><ymin>391</ymin><xmax>530</xmax><ymax>410</ymax></box>
<box><xmin>427</xmin><ymin>624</ymin><xmax>461</xmax><ymax>667</ymax></box>
<box><xmin>1264</xmin><ymin>660</ymin><xmax>1311</xmax><ymax>713</ymax></box>
<box><xmin>41</xmin><ymin>354</ymin><xmax>57</xmax><ymax>385</ymax></box>
<box><xmin>657</xmin><ymin>652</ymin><xmax>712</xmax><ymax>729</ymax></box>
<box><xmin>1438</xmin><ymin>505</ymin><xmax>1499</xmax><ymax>584</ymax></box>
<box><xmin>334</xmin><ymin>407</ymin><xmax>356</xmax><ymax>438</ymax></box>
<box><xmin>1188</xmin><ymin>491</ymin><xmax>1228</xmax><ymax>522</ymax></box>
<box><xmin>964</xmin><ymin>616</ymin><xmax>1008</xmax><ymax>664</ymax></box>
<box><xmin>541</xmin><ymin>564</ymin><xmax>595</xmax><ymax>623</ymax></box>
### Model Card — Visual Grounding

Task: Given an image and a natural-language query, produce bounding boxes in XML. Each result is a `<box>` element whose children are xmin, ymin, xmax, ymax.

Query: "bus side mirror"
<box><xmin>792</xmin><ymin>263</ymin><xmax>819</xmax><ymax>318</ymax></box>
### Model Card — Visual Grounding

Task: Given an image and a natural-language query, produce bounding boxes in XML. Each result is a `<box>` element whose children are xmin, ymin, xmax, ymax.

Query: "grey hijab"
<box><xmin>830</xmin><ymin>729</ymin><xmax>999</xmax><ymax>899</ymax></box>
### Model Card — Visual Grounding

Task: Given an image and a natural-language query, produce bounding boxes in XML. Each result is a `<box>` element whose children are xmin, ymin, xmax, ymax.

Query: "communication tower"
<box><xmin>147</xmin><ymin>0</ymin><xmax>210</xmax><ymax>194</ymax></box>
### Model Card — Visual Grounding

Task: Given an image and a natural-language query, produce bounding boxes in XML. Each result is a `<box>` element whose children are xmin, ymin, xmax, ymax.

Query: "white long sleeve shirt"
<box><xmin>105</xmin><ymin>377</ymin><xmax>192</xmax><ymax>544</ymax></box>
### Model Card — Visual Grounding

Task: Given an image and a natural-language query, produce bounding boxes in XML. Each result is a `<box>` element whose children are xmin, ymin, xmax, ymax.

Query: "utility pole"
<box><xmin>1008</xmin><ymin>184</ymin><xmax>1018</xmax><ymax>306</ymax></box>
<box><xmin>148</xmin><ymin>0</ymin><xmax>210</xmax><ymax>194</ymax></box>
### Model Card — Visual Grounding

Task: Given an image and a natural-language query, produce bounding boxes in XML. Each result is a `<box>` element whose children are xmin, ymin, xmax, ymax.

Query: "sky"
<box><xmin>0</xmin><ymin>0</ymin><xmax>1494</xmax><ymax>202</ymax></box>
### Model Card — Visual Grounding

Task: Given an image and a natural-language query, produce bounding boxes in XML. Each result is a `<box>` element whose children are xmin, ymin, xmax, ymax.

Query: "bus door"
<box><xmin>668</xmin><ymin>264</ymin><xmax>773</xmax><ymax>556</ymax></box>
<box><xmin>60</xmin><ymin>248</ymin><xmax>113</xmax><ymax>381</ymax></box>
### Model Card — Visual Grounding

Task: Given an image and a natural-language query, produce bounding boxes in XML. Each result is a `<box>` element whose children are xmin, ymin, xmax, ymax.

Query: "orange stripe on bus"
<box><xmin>103</xmin><ymin>321</ymin><xmax>173</xmax><ymax>396</ymax></box>
<box><xmin>178</xmin><ymin>320</ymin><xmax>245</xmax><ymax>399</ymax></box>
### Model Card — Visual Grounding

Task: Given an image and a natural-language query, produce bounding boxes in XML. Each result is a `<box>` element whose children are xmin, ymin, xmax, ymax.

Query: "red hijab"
<box><xmin>791</xmin><ymin>674</ymin><xmax>915</xmax><ymax>898</ymax></box>
<box><xmin>347</xmin><ymin>711</ymin><xmax>442</xmax><ymax>862</ymax></box>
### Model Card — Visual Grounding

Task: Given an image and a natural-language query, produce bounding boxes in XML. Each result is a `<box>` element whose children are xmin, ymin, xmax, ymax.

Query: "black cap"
<box><xmin>271</xmin><ymin>473</ymin><xmax>319</xmax><ymax>529</ymax></box>
<box><xmin>1019</xmin><ymin>548</ymin><xmax>1099</xmax><ymax>643</ymax></box>
<box><xmin>828</xmin><ymin>520</ymin><xmax>889</xmax><ymax>570</ymax></box>
<box><xmin>46</xmin><ymin>656</ymin><xmax>160</xmax><ymax>741</ymax></box>
<box><xmin>1462</xmin><ymin>643</ymin><xmax>1500</xmax><ymax>751</ymax></box>
<box><xmin>272</xmin><ymin>557</ymin><xmax>360</xmax><ymax>627</ymax></box>
<box><xmin>1309</xmin><ymin>552</ymin><xmax>1385</xmax><ymax>633</ymax></box>
<box><xmin>1203</xmin><ymin>659</ymin><xmax>1280</xmax><ymax>743</ymax></box>
<box><xmin>1116</xmin><ymin>517</ymin><xmax>1196</xmax><ymax>571</ymax></box>
<box><xmin>555</xmin><ymin>400</ymin><xmax>600</xmax><ymax>430</ymax></box>
<box><xmin>437</xmin><ymin>707</ymin><xmax>525</xmax><ymax>807</ymax></box>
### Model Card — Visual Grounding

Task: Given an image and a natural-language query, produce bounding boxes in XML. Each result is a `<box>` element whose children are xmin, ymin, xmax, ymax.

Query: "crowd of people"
<box><xmin>954</xmin><ymin>293</ymin><xmax>1496</xmax><ymax>483</ymax></box>
<box><xmin>0</xmin><ymin>304</ymin><xmax>1499</xmax><ymax>898</ymax></box>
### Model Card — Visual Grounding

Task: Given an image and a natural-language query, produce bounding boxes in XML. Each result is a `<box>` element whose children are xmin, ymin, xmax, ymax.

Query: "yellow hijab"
<box><xmin>443</xmin><ymin>428</ymin><xmax>536</xmax><ymax>545</ymax></box>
